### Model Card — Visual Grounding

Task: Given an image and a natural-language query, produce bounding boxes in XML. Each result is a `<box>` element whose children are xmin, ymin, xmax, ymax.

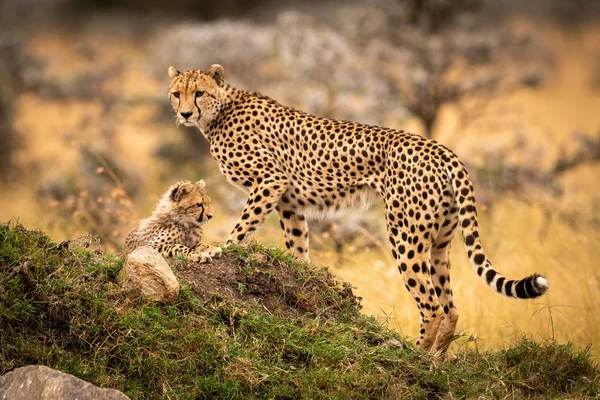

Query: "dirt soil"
<box><xmin>176</xmin><ymin>250</ymin><xmax>362</xmax><ymax>319</ymax></box>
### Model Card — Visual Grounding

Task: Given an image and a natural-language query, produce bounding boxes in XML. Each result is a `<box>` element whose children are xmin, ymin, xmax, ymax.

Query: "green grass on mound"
<box><xmin>0</xmin><ymin>222</ymin><xmax>598</xmax><ymax>399</ymax></box>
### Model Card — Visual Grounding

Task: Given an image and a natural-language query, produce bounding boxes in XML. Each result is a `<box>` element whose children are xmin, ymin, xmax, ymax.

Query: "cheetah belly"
<box><xmin>291</xmin><ymin>182</ymin><xmax>378</xmax><ymax>220</ymax></box>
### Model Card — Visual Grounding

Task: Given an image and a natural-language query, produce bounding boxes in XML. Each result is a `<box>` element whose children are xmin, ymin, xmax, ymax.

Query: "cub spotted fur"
<box><xmin>125</xmin><ymin>180</ymin><xmax>222</xmax><ymax>263</ymax></box>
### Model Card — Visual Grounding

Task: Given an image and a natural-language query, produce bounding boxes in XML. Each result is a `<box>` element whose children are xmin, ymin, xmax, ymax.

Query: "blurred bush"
<box><xmin>38</xmin><ymin>145</ymin><xmax>138</xmax><ymax>250</ymax></box>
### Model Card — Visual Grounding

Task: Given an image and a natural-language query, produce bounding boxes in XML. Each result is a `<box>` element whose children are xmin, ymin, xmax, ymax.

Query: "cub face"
<box><xmin>168</xmin><ymin>180</ymin><xmax>214</xmax><ymax>226</ymax></box>
<box><xmin>167</xmin><ymin>64</ymin><xmax>225</xmax><ymax>131</ymax></box>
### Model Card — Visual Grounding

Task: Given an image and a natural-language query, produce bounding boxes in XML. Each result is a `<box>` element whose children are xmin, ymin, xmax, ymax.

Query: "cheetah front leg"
<box><xmin>149</xmin><ymin>242</ymin><xmax>212</xmax><ymax>264</ymax></box>
<box><xmin>227</xmin><ymin>177</ymin><xmax>289</xmax><ymax>245</ymax></box>
<box><xmin>276</xmin><ymin>198</ymin><xmax>309</xmax><ymax>262</ymax></box>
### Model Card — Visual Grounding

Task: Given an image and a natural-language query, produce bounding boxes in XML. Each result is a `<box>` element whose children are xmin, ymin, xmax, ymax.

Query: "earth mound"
<box><xmin>176</xmin><ymin>244</ymin><xmax>362</xmax><ymax>319</ymax></box>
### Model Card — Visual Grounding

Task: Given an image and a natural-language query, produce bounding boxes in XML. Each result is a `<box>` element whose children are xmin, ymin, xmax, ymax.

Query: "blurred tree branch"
<box><xmin>403</xmin><ymin>0</ymin><xmax>482</xmax><ymax>33</ymax></box>
<box><xmin>475</xmin><ymin>131</ymin><xmax>600</xmax><ymax>202</ymax></box>
<box><xmin>553</xmin><ymin>132</ymin><xmax>600</xmax><ymax>175</ymax></box>
<box><xmin>0</xmin><ymin>34</ymin><xmax>27</xmax><ymax>182</ymax></box>
<box><xmin>388</xmin><ymin>21</ymin><xmax>551</xmax><ymax>138</ymax></box>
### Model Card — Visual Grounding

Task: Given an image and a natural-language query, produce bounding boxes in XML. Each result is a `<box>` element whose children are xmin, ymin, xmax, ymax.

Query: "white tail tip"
<box><xmin>535</xmin><ymin>276</ymin><xmax>549</xmax><ymax>291</ymax></box>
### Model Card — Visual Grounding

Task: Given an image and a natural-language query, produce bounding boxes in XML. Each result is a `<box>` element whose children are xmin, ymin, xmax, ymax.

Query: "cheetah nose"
<box><xmin>207</xmin><ymin>215</ymin><xmax>213</xmax><ymax>220</ymax></box>
<box><xmin>180</xmin><ymin>111</ymin><xmax>193</xmax><ymax>119</ymax></box>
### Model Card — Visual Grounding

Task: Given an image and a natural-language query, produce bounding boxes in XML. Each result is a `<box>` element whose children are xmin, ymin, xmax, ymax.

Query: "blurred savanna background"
<box><xmin>1</xmin><ymin>0</ymin><xmax>599</xmax><ymax>357</ymax></box>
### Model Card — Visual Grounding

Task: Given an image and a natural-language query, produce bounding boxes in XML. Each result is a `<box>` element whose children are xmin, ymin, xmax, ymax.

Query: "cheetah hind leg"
<box><xmin>430</xmin><ymin>243</ymin><xmax>459</xmax><ymax>357</ymax></box>
<box><xmin>391</xmin><ymin>241</ymin><xmax>443</xmax><ymax>352</ymax></box>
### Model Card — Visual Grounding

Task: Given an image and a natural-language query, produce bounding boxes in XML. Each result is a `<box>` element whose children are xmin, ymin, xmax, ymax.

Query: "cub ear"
<box><xmin>168</xmin><ymin>66</ymin><xmax>181</xmax><ymax>79</ymax></box>
<box><xmin>205</xmin><ymin>64</ymin><xmax>225</xmax><ymax>87</ymax></box>
<box><xmin>196</xmin><ymin>179</ymin><xmax>206</xmax><ymax>188</ymax></box>
<box><xmin>170</xmin><ymin>182</ymin><xmax>192</xmax><ymax>202</ymax></box>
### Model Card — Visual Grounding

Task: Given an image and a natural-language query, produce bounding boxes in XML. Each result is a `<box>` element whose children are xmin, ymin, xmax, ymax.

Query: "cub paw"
<box><xmin>208</xmin><ymin>246</ymin><xmax>222</xmax><ymax>259</ymax></box>
<box><xmin>188</xmin><ymin>251</ymin><xmax>212</xmax><ymax>264</ymax></box>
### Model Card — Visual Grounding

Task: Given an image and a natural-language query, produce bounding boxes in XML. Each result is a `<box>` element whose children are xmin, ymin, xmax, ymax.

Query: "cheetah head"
<box><xmin>167</xmin><ymin>65</ymin><xmax>226</xmax><ymax>133</ymax></box>
<box><xmin>160</xmin><ymin>180</ymin><xmax>214</xmax><ymax>226</ymax></box>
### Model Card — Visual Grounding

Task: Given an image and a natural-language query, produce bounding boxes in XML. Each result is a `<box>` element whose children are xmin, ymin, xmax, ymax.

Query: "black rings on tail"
<box><xmin>491</xmin><ymin>273</ymin><xmax>549</xmax><ymax>299</ymax></box>
<box><xmin>446</xmin><ymin>161</ymin><xmax>549</xmax><ymax>299</ymax></box>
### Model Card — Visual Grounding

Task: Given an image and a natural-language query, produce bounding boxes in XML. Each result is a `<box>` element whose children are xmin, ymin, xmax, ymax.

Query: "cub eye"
<box><xmin>197</xmin><ymin>203</ymin><xmax>204</xmax><ymax>208</ymax></box>
<box><xmin>195</xmin><ymin>91</ymin><xmax>204</xmax><ymax>99</ymax></box>
<box><xmin>172</xmin><ymin>92</ymin><xmax>180</xmax><ymax>99</ymax></box>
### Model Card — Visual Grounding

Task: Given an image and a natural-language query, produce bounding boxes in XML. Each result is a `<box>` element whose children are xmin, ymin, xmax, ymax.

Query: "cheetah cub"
<box><xmin>125</xmin><ymin>180</ymin><xmax>222</xmax><ymax>263</ymax></box>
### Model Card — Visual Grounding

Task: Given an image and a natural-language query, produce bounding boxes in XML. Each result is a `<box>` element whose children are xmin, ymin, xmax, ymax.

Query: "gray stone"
<box><xmin>119</xmin><ymin>246</ymin><xmax>180</xmax><ymax>303</ymax></box>
<box><xmin>0</xmin><ymin>365</ymin><xmax>129</xmax><ymax>400</ymax></box>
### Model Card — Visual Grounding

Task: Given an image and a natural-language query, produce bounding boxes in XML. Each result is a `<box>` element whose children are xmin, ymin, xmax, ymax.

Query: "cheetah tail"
<box><xmin>447</xmin><ymin>164</ymin><xmax>549</xmax><ymax>299</ymax></box>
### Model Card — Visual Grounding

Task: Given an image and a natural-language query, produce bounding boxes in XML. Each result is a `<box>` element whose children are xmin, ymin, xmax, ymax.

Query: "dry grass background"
<box><xmin>1</xmin><ymin>0</ymin><xmax>599</xmax><ymax>358</ymax></box>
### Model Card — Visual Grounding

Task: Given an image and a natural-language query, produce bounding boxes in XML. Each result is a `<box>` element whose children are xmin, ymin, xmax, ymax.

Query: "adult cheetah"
<box><xmin>167</xmin><ymin>64</ymin><xmax>548</xmax><ymax>355</ymax></box>
<box><xmin>125</xmin><ymin>180</ymin><xmax>222</xmax><ymax>263</ymax></box>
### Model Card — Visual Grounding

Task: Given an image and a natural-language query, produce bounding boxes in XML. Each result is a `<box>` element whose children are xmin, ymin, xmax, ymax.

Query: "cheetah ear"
<box><xmin>205</xmin><ymin>64</ymin><xmax>225</xmax><ymax>87</ymax></box>
<box><xmin>170</xmin><ymin>182</ymin><xmax>192</xmax><ymax>202</ymax></box>
<box><xmin>168</xmin><ymin>66</ymin><xmax>181</xmax><ymax>79</ymax></box>
<box><xmin>196</xmin><ymin>179</ymin><xmax>206</xmax><ymax>188</ymax></box>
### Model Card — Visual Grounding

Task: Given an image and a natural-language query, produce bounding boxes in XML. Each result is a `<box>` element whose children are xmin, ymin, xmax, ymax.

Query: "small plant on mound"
<box><xmin>0</xmin><ymin>222</ymin><xmax>598</xmax><ymax>399</ymax></box>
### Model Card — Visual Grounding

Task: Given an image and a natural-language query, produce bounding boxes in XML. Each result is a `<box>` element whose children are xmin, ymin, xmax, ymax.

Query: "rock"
<box><xmin>385</xmin><ymin>338</ymin><xmax>404</xmax><ymax>350</ymax></box>
<box><xmin>0</xmin><ymin>365</ymin><xmax>129</xmax><ymax>400</ymax></box>
<box><xmin>119</xmin><ymin>246</ymin><xmax>180</xmax><ymax>303</ymax></box>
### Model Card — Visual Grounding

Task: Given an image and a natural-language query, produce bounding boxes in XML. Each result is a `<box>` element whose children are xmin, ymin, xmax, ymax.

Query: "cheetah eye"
<box><xmin>172</xmin><ymin>92</ymin><xmax>180</xmax><ymax>99</ymax></box>
<box><xmin>195</xmin><ymin>91</ymin><xmax>204</xmax><ymax>99</ymax></box>
<box><xmin>197</xmin><ymin>203</ymin><xmax>204</xmax><ymax>208</ymax></box>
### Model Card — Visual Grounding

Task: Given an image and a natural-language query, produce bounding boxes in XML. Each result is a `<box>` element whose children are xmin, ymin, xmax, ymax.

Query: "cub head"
<box><xmin>160</xmin><ymin>180</ymin><xmax>214</xmax><ymax>225</ymax></box>
<box><xmin>167</xmin><ymin>64</ymin><xmax>226</xmax><ymax>132</ymax></box>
